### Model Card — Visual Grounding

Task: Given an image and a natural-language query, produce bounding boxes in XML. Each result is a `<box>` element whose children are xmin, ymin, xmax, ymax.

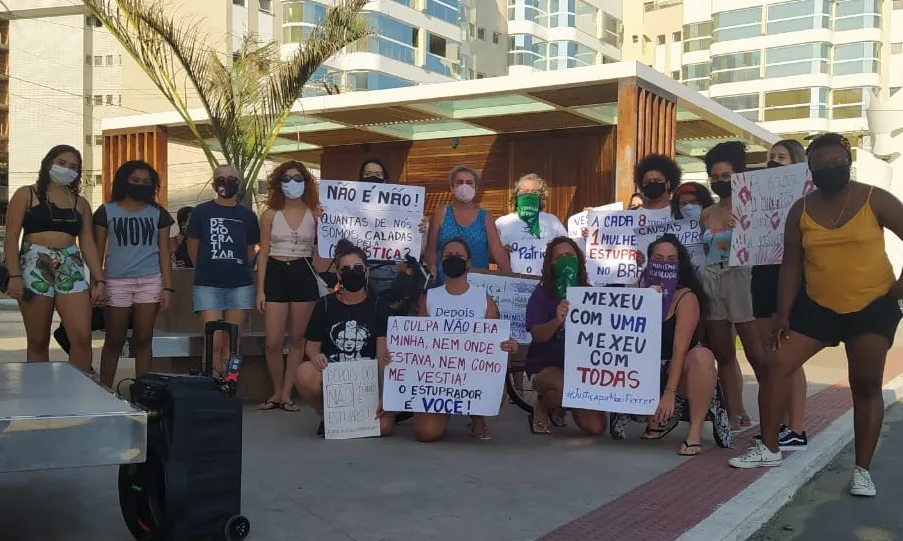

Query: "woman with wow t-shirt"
<box><xmin>93</xmin><ymin>160</ymin><xmax>173</xmax><ymax>387</ymax></box>
<box><xmin>186</xmin><ymin>164</ymin><xmax>261</xmax><ymax>376</ymax></box>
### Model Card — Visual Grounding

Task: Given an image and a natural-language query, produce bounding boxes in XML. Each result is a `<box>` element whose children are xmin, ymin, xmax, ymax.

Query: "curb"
<box><xmin>676</xmin><ymin>372</ymin><xmax>903</xmax><ymax>541</ymax></box>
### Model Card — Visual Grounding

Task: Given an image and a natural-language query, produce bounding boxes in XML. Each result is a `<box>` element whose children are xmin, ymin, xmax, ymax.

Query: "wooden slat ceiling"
<box><xmin>309</xmin><ymin>105</ymin><xmax>440</xmax><ymax>126</ymax></box>
<box><xmin>464</xmin><ymin>110</ymin><xmax>603</xmax><ymax>132</ymax></box>
<box><xmin>283</xmin><ymin>128</ymin><xmax>404</xmax><ymax>147</ymax></box>
<box><xmin>676</xmin><ymin>119</ymin><xmax>735</xmax><ymax>140</ymax></box>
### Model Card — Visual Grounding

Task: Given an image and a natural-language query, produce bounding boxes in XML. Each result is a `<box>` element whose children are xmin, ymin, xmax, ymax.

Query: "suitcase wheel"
<box><xmin>225</xmin><ymin>515</ymin><xmax>250</xmax><ymax>540</ymax></box>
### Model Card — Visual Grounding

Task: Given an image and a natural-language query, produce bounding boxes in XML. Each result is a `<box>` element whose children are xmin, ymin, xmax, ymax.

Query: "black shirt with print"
<box><xmin>305</xmin><ymin>293</ymin><xmax>389</xmax><ymax>363</ymax></box>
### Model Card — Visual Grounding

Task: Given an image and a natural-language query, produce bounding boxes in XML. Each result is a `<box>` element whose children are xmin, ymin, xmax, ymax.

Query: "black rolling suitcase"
<box><xmin>119</xmin><ymin>321</ymin><xmax>250</xmax><ymax>541</ymax></box>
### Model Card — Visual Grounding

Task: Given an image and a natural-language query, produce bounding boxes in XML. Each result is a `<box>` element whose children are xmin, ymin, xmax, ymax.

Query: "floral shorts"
<box><xmin>19</xmin><ymin>242</ymin><xmax>89</xmax><ymax>297</ymax></box>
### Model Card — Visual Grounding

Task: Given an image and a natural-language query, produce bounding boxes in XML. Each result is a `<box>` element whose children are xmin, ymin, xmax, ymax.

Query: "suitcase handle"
<box><xmin>204</xmin><ymin>320</ymin><xmax>239</xmax><ymax>376</ymax></box>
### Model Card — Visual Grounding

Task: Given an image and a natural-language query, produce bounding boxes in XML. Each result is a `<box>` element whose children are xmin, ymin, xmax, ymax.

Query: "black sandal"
<box><xmin>529</xmin><ymin>413</ymin><xmax>552</xmax><ymax>435</ymax></box>
<box><xmin>640</xmin><ymin>416</ymin><xmax>679</xmax><ymax>440</ymax></box>
<box><xmin>678</xmin><ymin>441</ymin><xmax>703</xmax><ymax>456</ymax></box>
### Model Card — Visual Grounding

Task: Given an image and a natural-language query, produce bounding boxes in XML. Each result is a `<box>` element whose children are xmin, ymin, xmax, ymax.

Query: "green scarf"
<box><xmin>516</xmin><ymin>193</ymin><xmax>541</xmax><ymax>239</ymax></box>
<box><xmin>553</xmin><ymin>255</ymin><xmax>579</xmax><ymax>301</ymax></box>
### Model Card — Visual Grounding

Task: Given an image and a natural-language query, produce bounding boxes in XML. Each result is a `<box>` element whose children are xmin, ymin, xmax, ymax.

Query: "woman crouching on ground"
<box><xmin>414</xmin><ymin>237</ymin><xmax>518</xmax><ymax>441</ymax></box>
<box><xmin>523</xmin><ymin>236</ymin><xmax>608</xmax><ymax>436</ymax></box>
<box><xmin>295</xmin><ymin>242</ymin><xmax>394</xmax><ymax>437</ymax></box>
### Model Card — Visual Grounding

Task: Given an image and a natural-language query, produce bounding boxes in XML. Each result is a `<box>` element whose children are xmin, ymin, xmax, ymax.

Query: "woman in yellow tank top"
<box><xmin>730</xmin><ymin>133</ymin><xmax>903</xmax><ymax>498</ymax></box>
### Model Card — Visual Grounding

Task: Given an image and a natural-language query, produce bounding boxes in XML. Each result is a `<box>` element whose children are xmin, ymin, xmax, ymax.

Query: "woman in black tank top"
<box><xmin>631</xmin><ymin>235</ymin><xmax>729</xmax><ymax>455</ymax></box>
<box><xmin>2</xmin><ymin>145</ymin><xmax>104</xmax><ymax>375</ymax></box>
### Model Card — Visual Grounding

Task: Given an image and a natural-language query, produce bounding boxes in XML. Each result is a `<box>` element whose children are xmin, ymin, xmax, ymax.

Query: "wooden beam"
<box><xmin>101</xmin><ymin>126</ymin><xmax>169</xmax><ymax>207</ymax></box>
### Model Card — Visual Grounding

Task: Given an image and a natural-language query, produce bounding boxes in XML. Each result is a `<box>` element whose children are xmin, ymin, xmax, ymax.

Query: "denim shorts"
<box><xmin>192</xmin><ymin>284</ymin><xmax>255</xmax><ymax>312</ymax></box>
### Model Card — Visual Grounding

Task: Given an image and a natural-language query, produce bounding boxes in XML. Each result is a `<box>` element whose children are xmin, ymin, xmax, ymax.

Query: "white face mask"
<box><xmin>454</xmin><ymin>183</ymin><xmax>475</xmax><ymax>203</ymax></box>
<box><xmin>49</xmin><ymin>164</ymin><xmax>78</xmax><ymax>186</ymax></box>
<box><xmin>281</xmin><ymin>180</ymin><xmax>305</xmax><ymax>200</ymax></box>
<box><xmin>681</xmin><ymin>204</ymin><xmax>702</xmax><ymax>220</ymax></box>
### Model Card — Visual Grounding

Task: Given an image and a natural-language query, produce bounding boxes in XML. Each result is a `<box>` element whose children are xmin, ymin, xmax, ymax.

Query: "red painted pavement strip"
<box><xmin>539</xmin><ymin>349</ymin><xmax>903</xmax><ymax>541</ymax></box>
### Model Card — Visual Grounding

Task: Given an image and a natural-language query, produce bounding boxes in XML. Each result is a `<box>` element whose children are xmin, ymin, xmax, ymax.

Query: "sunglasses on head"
<box><xmin>214</xmin><ymin>176</ymin><xmax>238</xmax><ymax>183</ymax></box>
<box><xmin>281</xmin><ymin>174</ymin><xmax>304</xmax><ymax>184</ymax></box>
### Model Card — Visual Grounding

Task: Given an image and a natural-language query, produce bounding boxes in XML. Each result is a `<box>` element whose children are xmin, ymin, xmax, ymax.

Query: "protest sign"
<box><xmin>584</xmin><ymin>210</ymin><xmax>642</xmax><ymax>284</ymax></box>
<box><xmin>317</xmin><ymin>180</ymin><xmax>426</xmax><ymax>261</ymax></box>
<box><xmin>469</xmin><ymin>271</ymin><xmax>539</xmax><ymax>344</ymax></box>
<box><xmin>383</xmin><ymin>317</ymin><xmax>510</xmax><ymax>416</ymax></box>
<box><xmin>509</xmin><ymin>237</ymin><xmax>547</xmax><ymax>275</ymax></box>
<box><xmin>562</xmin><ymin>287</ymin><xmax>662</xmax><ymax>415</ymax></box>
<box><xmin>730</xmin><ymin>162</ymin><xmax>813</xmax><ymax>266</ymax></box>
<box><xmin>634</xmin><ymin>218</ymin><xmax>706</xmax><ymax>274</ymax></box>
<box><xmin>567</xmin><ymin>202</ymin><xmax>624</xmax><ymax>240</ymax></box>
<box><xmin>644</xmin><ymin>260</ymin><xmax>678</xmax><ymax>320</ymax></box>
<box><xmin>323</xmin><ymin>358</ymin><xmax>381</xmax><ymax>440</ymax></box>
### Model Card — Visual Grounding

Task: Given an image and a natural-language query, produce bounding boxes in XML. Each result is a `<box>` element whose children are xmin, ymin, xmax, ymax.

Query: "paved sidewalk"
<box><xmin>755</xmin><ymin>402</ymin><xmax>903</xmax><ymax>541</ymax></box>
<box><xmin>1</xmin><ymin>304</ymin><xmax>899</xmax><ymax>541</ymax></box>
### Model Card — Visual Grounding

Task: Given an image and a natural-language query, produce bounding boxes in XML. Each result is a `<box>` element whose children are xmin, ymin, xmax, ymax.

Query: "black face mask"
<box><xmin>711</xmin><ymin>181</ymin><xmax>732</xmax><ymax>198</ymax></box>
<box><xmin>641</xmin><ymin>182</ymin><xmax>667</xmax><ymax>200</ymax></box>
<box><xmin>340</xmin><ymin>267</ymin><xmax>367</xmax><ymax>292</ymax></box>
<box><xmin>126</xmin><ymin>183</ymin><xmax>154</xmax><ymax>202</ymax></box>
<box><xmin>766</xmin><ymin>160</ymin><xmax>782</xmax><ymax>169</ymax></box>
<box><xmin>811</xmin><ymin>164</ymin><xmax>851</xmax><ymax>195</ymax></box>
<box><xmin>361</xmin><ymin>175</ymin><xmax>385</xmax><ymax>184</ymax></box>
<box><xmin>441</xmin><ymin>255</ymin><xmax>468</xmax><ymax>279</ymax></box>
<box><xmin>214</xmin><ymin>178</ymin><xmax>240</xmax><ymax>199</ymax></box>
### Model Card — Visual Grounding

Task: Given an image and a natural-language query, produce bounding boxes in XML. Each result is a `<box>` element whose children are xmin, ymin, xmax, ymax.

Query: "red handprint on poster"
<box><xmin>738</xmin><ymin>214</ymin><xmax>751</xmax><ymax>231</ymax></box>
<box><xmin>770</xmin><ymin>212</ymin><xmax>782</xmax><ymax>231</ymax></box>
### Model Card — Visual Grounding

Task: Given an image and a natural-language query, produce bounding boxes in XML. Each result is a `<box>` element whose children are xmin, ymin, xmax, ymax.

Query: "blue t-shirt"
<box><xmin>94</xmin><ymin>202</ymin><xmax>174</xmax><ymax>279</ymax></box>
<box><xmin>187</xmin><ymin>200</ymin><xmax>260</xmax><ymax>288</ymax></box>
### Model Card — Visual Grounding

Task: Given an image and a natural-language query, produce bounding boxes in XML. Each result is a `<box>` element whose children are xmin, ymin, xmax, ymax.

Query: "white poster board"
<box><xmin>509</xmin><ymin>238</ymin><xmax>548</xmax><ymax>275</ymax></box>
<box><xmin>730</xmin><ymin>162</ymin><xmax>812</xmax><ymax>266</ymax></box>
<box><xmin>584</xmin><ymin>210</ymin><xmax>643</xmax><ymax>284</ymax></box>
<box><xmin>468</xmin><ymin>272</ymin><xmax>540</xmax><ymax>344</ymax></box>
<box><xmin>383</xmin><ymin>317</ymin><xmax>510</xmax><ymax>416</ymax></box>
<box><xmin>562</xmin><ymin>287</ymin><xmax>662</xmax><ymax>415</ymax></box>
<box><xmin>323</xmin><ymin>358</ymin><xmax>381</xmax><ymax>440</ymax></box>
<box><xmin>317</xmin><ymin>180</ymin><xmax>425</xmax><ymax>261</ymax></box>
<box><xmin>634</xmin><ymin>218</ymin><xmax>707</xmax><ymax>274</ymax></box>
<box><xmin>567</xmin><ymin>202</ymin><xmax>625</xmax><ymax>240</ymax></box>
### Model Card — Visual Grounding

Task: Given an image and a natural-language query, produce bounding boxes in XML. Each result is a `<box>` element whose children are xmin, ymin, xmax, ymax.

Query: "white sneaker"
<box><xmin>850</xmin><ymin>466</ymin><xmax>876</xmax><ymax>497</ymax></box>
<box><xmin>728</xmin><ymin>440</ymin><xmax>783</xmax><ymax>469</ymax></box>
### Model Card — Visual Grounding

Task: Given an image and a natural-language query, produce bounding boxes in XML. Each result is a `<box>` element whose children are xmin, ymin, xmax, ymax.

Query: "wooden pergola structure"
<box><xmin>101</xmin><ymin>62</ymin><xmax>777</xmax><ymax>217</ymax></box>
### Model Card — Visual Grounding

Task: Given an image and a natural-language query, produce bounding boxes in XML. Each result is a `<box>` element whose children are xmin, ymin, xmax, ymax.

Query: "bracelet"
<box><xmin>164</xmin><ymin>287</ymin><xmax>175</xmax><ymax>293</ymax></box>
<box><xmin>664</xmin><ymin>386</ymin><xmax>677</xmax><ymax>394</ymax></box>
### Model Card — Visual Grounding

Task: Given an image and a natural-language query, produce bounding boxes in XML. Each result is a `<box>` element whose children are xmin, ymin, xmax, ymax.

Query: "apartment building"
<box><xmin>505</xmin><ymin>0</ymin><xmax>625</xmax><ymax>74</ymax></box>
<box><xmin>679</xmin><ymin>0</ymin><xmax>902</xmax><ymax>146</ymax></box>
<box><xmin>281</xmin><ymin>0</ymin><xmax>509</xmax><ymax>93</ymax></box>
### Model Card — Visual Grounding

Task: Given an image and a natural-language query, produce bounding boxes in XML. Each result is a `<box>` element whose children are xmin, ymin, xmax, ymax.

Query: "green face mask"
<box><xmin>516</xmin><ymin>192</ymin><xmax>541</xmax><ymax>239</ymax></box>
<box><xmin>553</xmin><ymin>255</ymin><xmax>579</xmax><ymax>301</ymax></box>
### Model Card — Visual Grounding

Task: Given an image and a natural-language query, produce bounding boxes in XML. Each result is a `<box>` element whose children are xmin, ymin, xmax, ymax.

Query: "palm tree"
<box><xmin>83</xmin><ymin>0</ymin><xmax>369</xmax><ymax>206</ymax></box>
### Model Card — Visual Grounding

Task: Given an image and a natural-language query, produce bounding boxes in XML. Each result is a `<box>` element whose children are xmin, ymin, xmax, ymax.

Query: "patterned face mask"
<box><xmin>516</xmin><ymin>192</ymin><xmax>541</xmax><ymax>239</ymax></box>
<box><xmin>553</xmin><ymin>255</ymin><xmax>579</xmax><ymax>300</ymax></box>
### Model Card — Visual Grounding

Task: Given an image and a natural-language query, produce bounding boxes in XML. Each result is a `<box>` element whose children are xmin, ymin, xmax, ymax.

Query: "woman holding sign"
<box><xmin>297</xmin><ymin>243</ymin><xmax>394</xmax><ymax>437</ymax></box>
<box><xmin>425</xmin><ymin>166</ymin><xmax>511</xmax><ymax>284</ymax></box>
<box><xmin>414</xmin><ymin>238</ymin><xmax>519</xmax><ymax>441</ymax></box>
<box><xmin>523</xmin><ymin>236</ymin><xmax>609</xmax><ymax>436</ymax></box>
<box><xmin>496</xmin><ymin>174</ymin><xmax>567</xmax><ymax>276</ymax></box>
<box><xmin>699</xmin><ymin>142</ymin><xmax>767</xmax><ymax>431</ymax></box>
<box><xmin>731</xmin><ymin>134</ymin><xmax>903</xmax><ymax>497</ymax></box>
<box><xmin>255</xmin><ymin>161</ymin><xmax>321</xmax><ymax>412</ymax></box>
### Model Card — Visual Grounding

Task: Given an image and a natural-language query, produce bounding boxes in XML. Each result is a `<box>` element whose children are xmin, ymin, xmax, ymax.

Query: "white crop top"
<box><xmin>269</xmin><ymin>209</ymin><xmax>315</xmax><ymax>258</ymax></box>
<box><xmin>426</xmin><ymin>284</ymin><xmax>488</xmax><ymax>319</ymax></box>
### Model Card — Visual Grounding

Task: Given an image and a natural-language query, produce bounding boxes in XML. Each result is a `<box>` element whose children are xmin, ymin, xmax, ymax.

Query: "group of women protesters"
<box><xmin>5</xmin><ymin>131</ymin><xmax>902</xmax><ymax>497</ymax></box>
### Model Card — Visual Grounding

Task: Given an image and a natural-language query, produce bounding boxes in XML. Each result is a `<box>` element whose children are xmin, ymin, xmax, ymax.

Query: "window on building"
<box><xmin>426</xmin><ymin>33</ymin><xmax>459</xmax><ymax>75</ymax></box>
<box><xmin>232</xmin><ymin>0</ymin><xmax>245</xmax><ymax>6</ymax></box>
<box><xmin>767</xmin><ymin>0</ymin><xmax>830</xmax><ymax>34</ymax></box>
<box><xmin>682</xmin><ymin>21</ymin><xmax>712</xmax><ymax>52</ymax></box>
<box><xmin>232</xmin><ymin>51</ymin><xmax>242</xmax><ymax>64</ymax></box>
<box><xmin>85</xmin><ymin>55</ymin><xmax>91</xmax><ymax>65</ymax></box>
<box><xmin>508</xmin><ymin>0</ymin><xmax>546</xmax><ymax>25</ymax></box>
<box><xmin>477</xmin><ymin>27</ymin><xmax>485</xmax><ymax>40</ymax></box>
<box><xmin>94</xmin><ymin>135</ymin><xmax>103</xmax><ymax>146</ymax></box>
<box><xmin>94</xmin><ymin>174</ymin><xmax>102</xmax><ymax>185</ymax></box>
<box><xmin>711</xmin><ymin>51</ymin><xmax>761</xmax><ymax>84</ymax></box>
<box><xmin>476</xmin><ymin>72</ymin><xmax>485</xmax><ymax>79</ymax></box>
<box><xmin>546</xmin><ymin>40</ymin><xmax>595</xmax><ymax>70</ymax></box>
<box><xmin>763</xmin><ymin>87</ymin><xmax>828</xmax><ymax>121</ymax></box>
<box><xmin>345</xmin><ymin>70</ymin><xmax>415</xmax><ymax>91</ymax></box>
<box><xmin>94</xmin><ymin>55</ymin><xmax>103</xmax><ymax>66</ymax></box>
<box><xmin>833</xmin><ymin>0</ymin><xmax>881</xmax><ymax>31</ymax></box>
<box><xmin>492</xmin><ymin>32</ymin><xmax>500</xmax><ymax>44</ymax></box>
<box><xmin>832</xmin><ymin>87</ymin><xmax>878</xmax><ymax>119</ymax></box>
<box><xmin>508</xmin><ymin>34</ymin><xmax>545</xmax><ymax>69</ymax></box>
<box><xmin>681</xmin><ymin>62</ymin><xmax>711</xmax><ymax>91</ymax></box>
<box><xmin>282</xmin><ymin>1</ymin><xmax>327</xmax><ymax>27</ymax></box>
<box><xmin>549</xmin><ymin>0</ymin><xmax>576</xmax><ymax>28</ymax></box>
<box><xmin>765</xmin><ymin>42</ymin><xmax>830</xmax><ymax>78</ymax></box>
<box><xmin>85</xmin><ymin>96</ymin><xmax>92</xmax><ymax>106</ymax></box>
<box><xmin>93</xmin><ymin>95</ymin><xmax>103</xmax><ymax>106</ymax></box>
<box><xmin>469</xmin><ymin>23</ymin><xmax>475</xmax><ymax>37</ymax></box>
<box><xmin>894</xmin><ymin>0</ymin><xmax>903</xmax><ymax>9</ymax></box>
<box><xmin>656</xmin><ymin>34</ymin><xmax>666</xmax><ymax>45</ymax></box>
<box><xmin>575</xmin><ymin>0</ymin><xmax>597</xmax><ymax>35</ymax></box>
<box><xmin>86</xmin><ymin>16</ymin><xmax>102</xmax><ymax>28</ymax></box>
<box><xmin>672</xmin><ymin>31</ymin><xmax>682</xmax><ymax>42</ymax></box>
<box><xmin>106</xmin><ymin>55</ymin><xmax>114</xmax><ymax>66</ymax></box>
<box><xmin>602</xmin><ymin>14</ymin><xmax>623</xmax><ymax>47</ymax></box>
<box><xmin>671</xmin><ymin>70</ymin><xmax>680</xmax><ymax>79</ymax></box>
<box><xmin>259</xmin><ymin>0</ymin><xmax>273</xmax><ymax>12</ymax></box>
<box><xmin>105</xmin><ymin>95</ymin><xmax>114</xmax><ymax>105</ymax></box>
<box><xmin>602</xmin><ymin>55</ymin><xmax>617</xmax><ymax>64</ymax></box>
<box><xmin>892</xmin><ymin>43</ymin><xmax>903</xmax><ymax>54</ymax></box>
<box><xmin>356</xmin><ymin>13</ymin><xmax>418</xmax><ymax>65</ymax></box>
<box><xmin>84</xmin><ymin>135</ymin><xmax>92</xmax><ymax>146</ymax></box>
<box><xmin>713</xmin><ymin>6</ymin><xmax>762</xmax><ymax>42</ymax></box>
<box><xmin>714</xmin><ymin>93</ymin><xmax>761</xmax><ymax>121</ymax></box>
<box><xmin>833</xmin><ymin>42</ymin><xmax>881</xmax><ymax>75</ymax></box>
<box><xmin>425</xmin><ymin>0</ymin><xmax>459</xmax><ymax>25</ymax></box>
